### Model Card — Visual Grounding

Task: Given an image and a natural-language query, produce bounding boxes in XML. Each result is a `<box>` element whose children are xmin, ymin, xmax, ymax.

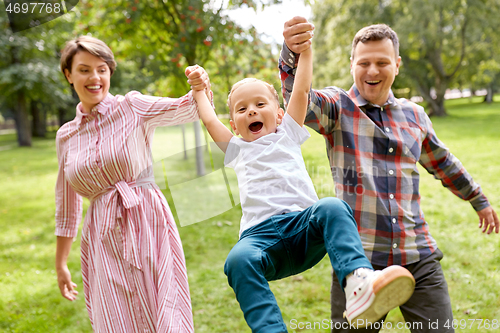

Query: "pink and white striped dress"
<box><xmin>55</xmin><ymin>91</ymin><xmax>198</xmax><ymax>333</ymax></box>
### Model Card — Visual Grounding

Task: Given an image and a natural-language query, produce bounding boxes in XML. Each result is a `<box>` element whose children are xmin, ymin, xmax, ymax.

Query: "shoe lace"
<box><xmin>351</xmin><ymin>268</ymin><xmax>370</xmax><ymax>279</ymax></box>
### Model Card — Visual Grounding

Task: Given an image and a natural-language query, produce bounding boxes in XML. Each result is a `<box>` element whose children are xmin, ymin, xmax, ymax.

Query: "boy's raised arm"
<box><xmin>285</xmin><ymin>47</ymin><xmax>312</xmax><ymax>127</ymax></box>
<box><xmin>186</xmin><ymin>66</ymin><xmax>233</xmax><ymax>153</ymax></box>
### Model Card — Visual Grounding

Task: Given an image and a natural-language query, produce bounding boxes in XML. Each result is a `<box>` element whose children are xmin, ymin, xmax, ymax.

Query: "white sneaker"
<box><xmin>343</xmin><ymin>266</ymin><xmax>415</xmax><ymax>328</ymax></box>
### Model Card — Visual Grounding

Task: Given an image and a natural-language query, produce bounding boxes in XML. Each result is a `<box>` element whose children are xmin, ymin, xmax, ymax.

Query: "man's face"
<box><xmin>350</xmin><ymin>38</ymin><xmax>401</xmax><ymax>106</ymax></box>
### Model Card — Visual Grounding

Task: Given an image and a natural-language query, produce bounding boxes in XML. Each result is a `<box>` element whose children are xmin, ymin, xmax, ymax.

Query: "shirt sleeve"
<box><xmin>54</xmin><ymin>133</ymin><xmax>83</xmax><ymax>238</ymax></box>
<box><xmin>282</xmin><ymin>112</ymin><xmax>310</xmax><ymax>145</ymax></box>
<box><xmin>418</xmin><ymin>111</ymin><xmax>490</xmax><ymax>211</ymax></box>
<box><xmin>224</xmin><ymin>136</ymin><xmax>242</xmax><ymax>169</ymax></box>
<box><xmin>124</xmin><ymin>90</ymin><xmax>201</xmax><ymax>128</ymax></box>
<box><xmin>279</xmin><ymin>43</ymin><xmax>343</xmax><ymax>135</ymax></box>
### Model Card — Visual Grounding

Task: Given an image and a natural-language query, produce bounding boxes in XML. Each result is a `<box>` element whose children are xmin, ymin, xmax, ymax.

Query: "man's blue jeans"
<box><xmin>224</xmin><ymin>197</ymin><xmax>373</xmax><ymax>333</ymax></box>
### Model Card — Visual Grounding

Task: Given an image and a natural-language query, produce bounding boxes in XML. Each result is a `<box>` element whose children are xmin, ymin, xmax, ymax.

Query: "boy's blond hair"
<box><xmin>227</xmin><ymin>78</ymin><xmax>280</xmax><ymax>118</ymax></box>
<box><xmin>60</xmin><ymin>36</ymin><xmax>117</xmax><ymax>85</ymax></box>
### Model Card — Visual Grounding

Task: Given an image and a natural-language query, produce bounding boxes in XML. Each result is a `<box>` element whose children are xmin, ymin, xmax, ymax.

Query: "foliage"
<box><xmin>311</xmin><ymin>0</ymin><xmax>500</xmax><ymax>116</ymax></box>
<box><xmin>204</xmin><ymin>25</ymin><xmax>280</xmax><ymax>113</ymax></box>
<box><xmin>473</xmin><ymin>60</ymin><xmax>500</xmax><ymax>88</ymax></box>
<box><xmin>0</xmin><ymin>60</ymin><xmax>71</xmax><ymax>105</ymax></box>
<box><xmin>74</xmin><ymin>0</ymin><xmax>281</xmax><ymax>110</ymax></box>
<box><xmin>0</xmin><ymin>0</ymin><xmax>75</xmax><ymax>145</ymax></box>
<box><xmin>0</xmin><ymin>1</ymin><xmax>74</xmax><ymax>102</ymax></box>
<box><xmin>1</xmin><ymin>0</ymin><xmax>284</xmax><ymax>147</ymax></box>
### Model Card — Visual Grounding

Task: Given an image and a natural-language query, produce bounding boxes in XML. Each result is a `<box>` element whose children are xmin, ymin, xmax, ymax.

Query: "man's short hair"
<box><xmin>227</xmin><ymin>78</ymin><xmax>280</xmax><ymax>118</ymax></box>
<box><xmin>351</xmin><ymin>24</ymin><xmax>399</xmax><ymax>59</ymax></box>
<box><xmin>60</xmin><ymin>36</ymin><xmax>117</xmax><ymax>82</ymax></box>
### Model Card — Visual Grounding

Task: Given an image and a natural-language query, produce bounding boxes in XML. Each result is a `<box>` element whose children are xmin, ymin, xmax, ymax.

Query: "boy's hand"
<box><xmin>185</xmin><ymin>65</ymin><xmax>212</xmax><ymax>101</ymax></box>
<box><xmin>283</xmin><ymin>16</ymin><xmax>314</xmax><ymax>54</ymax></box>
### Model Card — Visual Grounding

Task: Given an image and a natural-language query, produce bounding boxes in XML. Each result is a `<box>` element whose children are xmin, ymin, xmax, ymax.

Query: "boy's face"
<box><xmin>350</xmin><ymin>38</ymin><xmax>401</xmax><ymax>106</ymax></box>
<box><xmin>230</xmin><ymin>81</ymin><xmax>284</xmax><ymax>142</ymax></box>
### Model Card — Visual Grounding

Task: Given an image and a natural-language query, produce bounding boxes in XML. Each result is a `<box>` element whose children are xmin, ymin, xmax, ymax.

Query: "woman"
<box><xmin>55</xmin><ymin>36</ymin><xmax>209</xmax><ymax>332</ymax></box>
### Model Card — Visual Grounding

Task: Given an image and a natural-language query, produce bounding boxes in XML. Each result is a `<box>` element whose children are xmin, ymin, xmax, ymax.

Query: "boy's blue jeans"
<box><xmin>224</xmin><ymin>197</ymin><xmax>373</xmax><ymax>333</ymax></box>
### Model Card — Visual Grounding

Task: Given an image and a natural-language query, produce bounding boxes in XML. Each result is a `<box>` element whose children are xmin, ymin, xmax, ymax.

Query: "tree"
<box><xmin>454</xmin><ymin>5</ymin><xmax>500</xmax><ymax>104</ymax></box>
<box><xmin>312</xmin><ymin>0</ymin><xmax>500</xmax><ymax>116</ymax></box>
<box><xmin>74</xmin><ymin>0</ymin><xmax>281</xmax><ymax>97</ymax></box>
<box><xmin>0</xmin><ymin>2</ymin><xmax>74</xmax><ymax>145</ymax></box>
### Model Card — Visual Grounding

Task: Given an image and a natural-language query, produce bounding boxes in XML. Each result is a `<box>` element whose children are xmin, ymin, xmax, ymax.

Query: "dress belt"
<box><xmin>89</xmin><ymin>177</ymin><xmax>155</xmax><ymax>270</ymax></box>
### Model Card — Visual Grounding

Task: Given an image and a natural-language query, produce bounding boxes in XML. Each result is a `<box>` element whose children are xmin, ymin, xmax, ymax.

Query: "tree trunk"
<box><xmin>484</xmin><ymin>85</ymin><xmax>493</xmax><ymax>104</ymax></box>
<box><xmin>58</xmin><ymin>90</ymin><xmax>79</xmax><ymax>127</ymax></box>
<box><xmin>416</xmin><ymin>86</ymin><xmax>448</xmax><ymax>117</ymax></box>
<box><xmin>58</xmin><ymin>107</ymin><xmax>70</xmax><ymax>127</ymax></box>
<box><xmin>194</xmin><ymin>120</ymin><xmax>205</xmax><ymax>176</ymax></box>
<box><xmin>422</xmin><ymin>76</ymin><xmax>448</xmax><ymax>117</ymax></box>
<box><xmin>432</xmin><ymin>76</ymin><xmax>448</xmax><ymax>117</ymax></box>
<box><xmin>31</xmin><ymin>100</ymin><xmax>46</xmax><ymax>137</ymax></box>
<box><xmin>15</xmin><ymin>90</ymin><xmax>32</xmax><ymax>146</ymax></box>
<box><xmin>181</xmin><ymin>124</ymin><xmax>188</xmax><ymax>160</ymax></box>
<box><xmin>427</xmin><ymin>98</ymin><xmax>447</xmax><ymax>117</ymax></box>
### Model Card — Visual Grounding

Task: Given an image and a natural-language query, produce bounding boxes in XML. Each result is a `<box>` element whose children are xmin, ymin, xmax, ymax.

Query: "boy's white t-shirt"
<box><xmin>225</xmin><ymin>112</ymin><xmax>319</xmax><ymax>236</ymax></box>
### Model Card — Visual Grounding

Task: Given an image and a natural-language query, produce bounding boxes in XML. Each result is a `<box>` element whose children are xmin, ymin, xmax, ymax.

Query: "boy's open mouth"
<box><xmin>249</xmin><ymin>121</ymin><xmax>263</xmax><ymax>133</ymax></box>
<box><xmin>366</xmin><ymin>80</ymin><xmax>381</xmax><ymax>86</ymax></box>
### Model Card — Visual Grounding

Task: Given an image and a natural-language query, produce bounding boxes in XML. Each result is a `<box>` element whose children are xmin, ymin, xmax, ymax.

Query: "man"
<box><xmin>279</xmin><ymin>17</ymin><xmax>499</xmax><ymax>332</ymax></box>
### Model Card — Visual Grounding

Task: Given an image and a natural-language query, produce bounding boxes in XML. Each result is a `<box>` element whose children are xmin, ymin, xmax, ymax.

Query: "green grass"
<box><xmin>0</xmin><ymin>95</ymin><xmax>499</xmax><ymax>332</ymax></box>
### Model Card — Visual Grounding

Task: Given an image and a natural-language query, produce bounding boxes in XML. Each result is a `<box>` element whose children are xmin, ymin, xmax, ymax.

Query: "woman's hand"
<box><xmin>57</xmin><ymin>264</ymin><xmax>79</xmax><ymax>301</ymax></box>
<box><xmin>185</xmin><ymin>65</ymin><xmax>212</xmax><ymax>102</ymax></box>
<box><xmin>56</xmin><ymin>236</ymin><xmax>78</xmax><ymax>301</ymax></box>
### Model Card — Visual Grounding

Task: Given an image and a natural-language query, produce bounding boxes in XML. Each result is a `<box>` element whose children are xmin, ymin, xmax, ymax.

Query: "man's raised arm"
<box><xmin>279</xmin><ymin>16</ymin><xmax>345</xmax><ymax>136</ymax></box>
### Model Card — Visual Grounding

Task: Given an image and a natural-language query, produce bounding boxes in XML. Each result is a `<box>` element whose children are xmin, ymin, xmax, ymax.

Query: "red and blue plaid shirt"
<box><xmin>279</xmin><ymin>45</ymin><xmax>490</xmax><ymax>266</ymax></box>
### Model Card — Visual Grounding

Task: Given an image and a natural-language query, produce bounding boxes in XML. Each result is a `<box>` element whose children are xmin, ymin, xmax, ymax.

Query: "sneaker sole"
<box><xmin>349</xmin><ymin>266</ymin><xmax>415</xmax><ymax>328</ymax></box>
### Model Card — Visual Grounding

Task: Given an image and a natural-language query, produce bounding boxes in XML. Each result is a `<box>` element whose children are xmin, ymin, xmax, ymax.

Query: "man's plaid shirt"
<box><xmin>279</xmin><ymin>45</ymin><xmax>490</xmax><ymax>267</ymax></box>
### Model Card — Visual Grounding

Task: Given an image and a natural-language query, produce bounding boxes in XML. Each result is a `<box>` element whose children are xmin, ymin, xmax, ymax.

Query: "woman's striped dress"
<box><xmin>55</xmin><ymin>91</ymin><xmax>198</xmax><ymax>332</ymax></box>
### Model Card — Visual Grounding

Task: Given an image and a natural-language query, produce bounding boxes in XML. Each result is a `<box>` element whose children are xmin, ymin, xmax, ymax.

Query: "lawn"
<box><xmin>0</xmin><ymin>95</ymin><xmax>499</xmax><ymax>332</ymax></box>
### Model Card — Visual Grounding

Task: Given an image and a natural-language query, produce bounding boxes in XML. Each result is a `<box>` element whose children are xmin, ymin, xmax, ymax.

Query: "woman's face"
<box><xmin>64</xmin><ymin>51</ymin><xmax>111</xmax><ymax>113</ymax></box>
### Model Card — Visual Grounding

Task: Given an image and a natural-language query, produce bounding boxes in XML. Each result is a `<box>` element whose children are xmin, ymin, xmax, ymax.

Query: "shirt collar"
<box><xmin>75</xmin><ymin>93</ymin><xmax>114</xmax><ymax>126</ymax></box>
<box><xmin>348</xmin><ymin>84</ymin><xmax>397</xmax><ymax>109</ymax></box>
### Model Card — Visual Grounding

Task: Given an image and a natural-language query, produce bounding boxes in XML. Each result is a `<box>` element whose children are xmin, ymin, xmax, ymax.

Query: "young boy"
<box><xmin>186</xmin><ymin>47</ymin><xmax>415</xmax><ymax>332</ymax></box>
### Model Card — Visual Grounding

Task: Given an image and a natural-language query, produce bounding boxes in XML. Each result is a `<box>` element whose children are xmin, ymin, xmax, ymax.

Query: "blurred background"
<box><xmin>1</xmin><ymin>1</ymin><xmax>499</xmax><ymax>332</ymax></box>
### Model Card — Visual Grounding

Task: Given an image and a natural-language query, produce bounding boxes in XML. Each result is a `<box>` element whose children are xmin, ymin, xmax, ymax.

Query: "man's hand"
<box><xmin>185</xmin><ymin>65</ymin><xmax>212</xmax><ymax>101</ymax></box>
<box><xmin>283</xmin><ymin>16</ymin><xmax>315</xmax><ymax>54</ymax></box>
<box><xmin>477</xmin><ymin>206</ymin><xmax>499</xmax><ymax>234</ymax></box>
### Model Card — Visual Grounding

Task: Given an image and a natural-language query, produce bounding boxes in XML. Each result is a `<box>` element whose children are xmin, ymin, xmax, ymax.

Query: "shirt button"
<box><xmin>389</xmin><ymin>147</ymin><xmax>394</xmax><ymax>153</ymax></box>
<box><xmin>289</xmin><ymin>52</ymin><xmax>293</xmax><ymax>57</ymax></box>
<box><xmin>392</xmin><ymin>218</ymin><xmax>397</xmax><ymax>224</ymax></box>
<box><xmin>385</xmin><ymin>127</ymin><xmax>390</xmax><ymax>133</ymax></box>
<box><xmin>389</xmin><ymin>194</ymin><xmax>394</xmax><ymax>199</ymax></box>
<box><xmin>288</xmin><ymin>58</ymin><xmax>293</xmax><ymax>63</ymax></box>
<box><xmin>389</xmin><ymin>170</ymin><xmax>394</xmax><ymax>175</ymax></box>
<box><xmin>393</xmin><ymin>243</ymin><xmax>398</xmax><ymax>249</ymax></box>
